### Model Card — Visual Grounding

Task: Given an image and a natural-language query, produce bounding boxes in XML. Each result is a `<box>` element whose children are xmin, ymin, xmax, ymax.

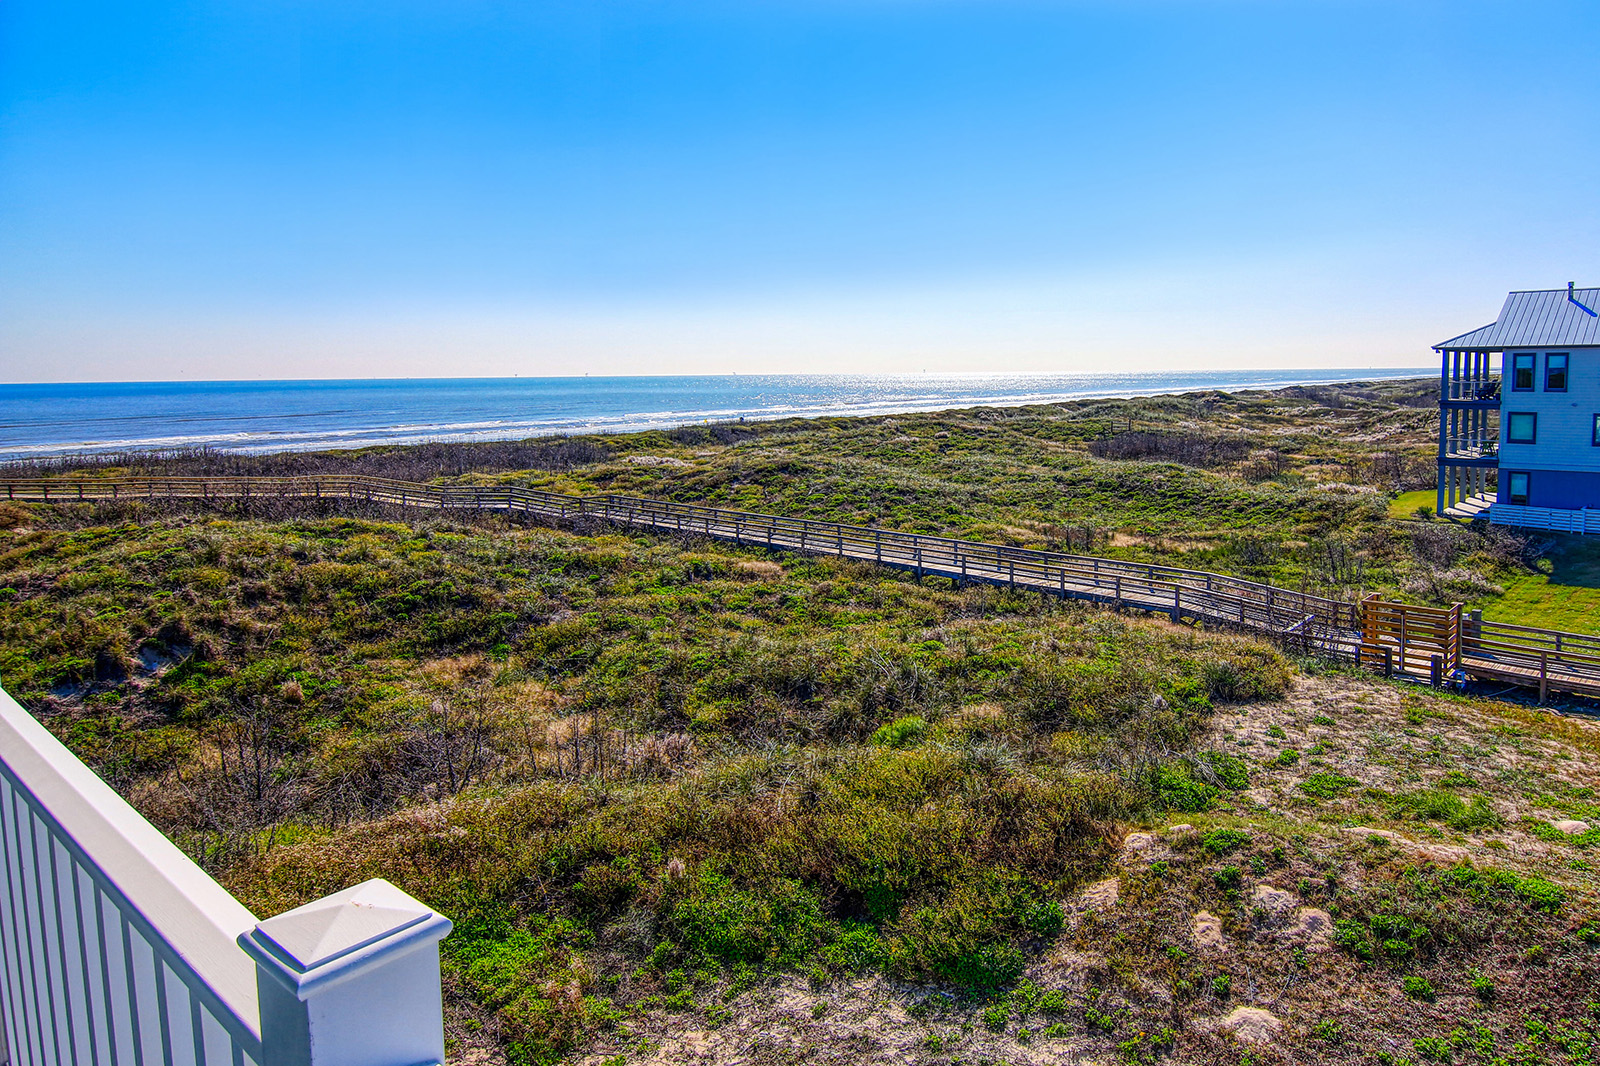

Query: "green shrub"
<box><xmin>671</xmin><ymin>871</ymin><xmax>830</xmax><ymax>966</ymax></box>
<box><xmin>1402</xmin><ymin>974</ymin><xmax>1436</xmax><ymax>1001</ymax></box>
<box><xmin>886</xmin><ymin>880</ymin><xmax>1033</xmax><ymax>991</ymax></box>
<box><xmin>1153</xmin><ymin>764</ymin><xmax>1217</xmax><ymax>812</ymax></box>
<box><xmin>982</xmin><ymin>1001</ymin><xmax>1009</xmax><ymax>1030</ymax></box>
<box><xmin>1298</xmin><ymin>773</ymin><xmax>1359</xmax><ymax>799</ymax></box>
<box><xmin>1413</xmin><ymin>1035</ymin><xmax>1451</xmax><ymax>1062</ymax></box>
<box><xmin>1200</xmin><ymin>828</ymin><xmax>1251</xmax><ymax>854</ymax></box>
<box><xmin>1213</xmin><ymin>865</ymin><xmax>1242</xmax><ymax>891</ymax></box>
<box><xmin>1469</xmin><ymin>968</ymin><xmax>1494</xmax><ymax>1000</ymax></box>
<box><xmin>1511</xmin><ymin>875</ymin><xmax>1565</xmax><ymax>913</ymax></box>
<box><xmin>1270</xmin><ymin>747</ymin><xmax>1301</xmax><ymax>768</ymax></box>
<box><xmin>1117</xmin><ymin>1027</ymin><xmax>1176</xmax><ymax>1064</ymax></box>
<box><xmin>871</xmin><ymin>715</ymin><xmax>928</xmax><ymax>748</ymax></box>
<box><xmin>453</xmin><ymin>920</ymin><xmax>596</xmax><ymax>1064</ymax></box>
<box><xmin>1390</xmin><ymin>789</ymin><xmax>1503</xmax><ymax>831</ymax></box>
<box><xmin>1199</xmin><ymin>751</ymin><xmax>1251</xmax><ymax>790</ymax></box>
<box><xmin>1018</xmin><ymin>898</ymin><xmax>1066</xmax><ymax>939</ymax></box>
<box><xmin>820</xmin><ymin>924</ymin><xmax>888</xmax><ymax>973</ymax></box>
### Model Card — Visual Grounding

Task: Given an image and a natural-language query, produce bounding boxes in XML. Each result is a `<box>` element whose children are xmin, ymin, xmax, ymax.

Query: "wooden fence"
<box><xmin>6</xmin><ymin>473</ymin><xmax>1600</xmax><ymax>700</ymax></box>
<box><xmin>1359</xmin><ymin>595</ymin><xmax>1461</xmax><ymax>685</ymax></box>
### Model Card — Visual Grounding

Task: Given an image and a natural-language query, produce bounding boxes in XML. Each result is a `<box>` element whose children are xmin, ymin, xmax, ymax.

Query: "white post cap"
<box><xmin>239</xmin><ymin>878</ymin><xmax>452</xmax><ymax>1066</ymax></box>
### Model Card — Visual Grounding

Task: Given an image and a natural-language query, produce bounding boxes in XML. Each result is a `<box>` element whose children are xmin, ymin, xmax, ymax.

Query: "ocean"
<box><xmin>0</xmin><ymin>370</ymin><xmax>1433</xmax><ymax>460</ymax></box>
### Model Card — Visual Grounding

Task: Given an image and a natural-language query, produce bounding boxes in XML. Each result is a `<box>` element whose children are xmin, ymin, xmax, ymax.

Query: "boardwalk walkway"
<box><xmin>5</xmin><ymin>473</ymin><xmax>1598</xmax><ymax>699</ymax></box>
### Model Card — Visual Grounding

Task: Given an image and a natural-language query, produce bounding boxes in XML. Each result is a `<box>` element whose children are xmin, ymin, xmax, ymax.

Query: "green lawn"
<box><xmin>1388</xmin><ymin>489</ymin><xmax>1436</xmax><ymax>519</ymax></box>
<box><xmin>1477</xmin><ymin>535</ymin><xmax>1600</xmax><ymax>633</ymax></box>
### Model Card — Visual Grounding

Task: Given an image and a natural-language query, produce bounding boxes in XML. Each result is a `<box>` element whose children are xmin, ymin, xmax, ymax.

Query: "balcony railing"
<box><xmin>0</xmin><ymin>684</ymin><xmax>452</xmax><ymax>1066</ymax></box>
<box><xmin>1441</xmin><ymin>437</ymin><xmax>1499</xmax><ymax>461</ymax></box>
<box><xmin>1442</xmin><ymin>378</ymin><xmax>1501</xmax><ymax>403</ymax></box>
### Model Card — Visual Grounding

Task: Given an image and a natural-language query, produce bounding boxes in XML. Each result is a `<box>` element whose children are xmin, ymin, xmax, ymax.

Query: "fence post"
<box><xmin>239</xmin><ymin>878</ymin><xmax>452</xmax><ymax>1066</ymax></box>
<box><xmin>1449</xmin><ymin>604</ymin><xmax>1462</xmax><ymax>673</ymax></box>
<box><xmin>1430</xmin><ymin>654</ymin><xmax>1441</xmax><ymax>688</ymax></box>
<box><xmin>1539</xmin><ymin>652</ymin><xmax>1549</xmax><ymax>705</ymax></box>
<box><xmin>1170</xmin><ymin>586</ymin><xmax>1181</xmax><ymax>623</ymax></box>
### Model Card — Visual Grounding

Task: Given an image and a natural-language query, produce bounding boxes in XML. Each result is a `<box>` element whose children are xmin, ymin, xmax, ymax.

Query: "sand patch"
<box><xmin>1287</xmin><ymin>907</ymin><xmax>1334</xmax><ymax>950</ymax></box>
<box><xmin>1192</xmin><ymin>911</ymin><xmax>1226</xmax><ymax>952</ymax></box>
<box><xmin>1078</xmin><ymin>878</ymin><xmax>1120</xmax><ymax>912</ymax></box>
<box><xmin>1217</xmin><ymin>1006</ymin><xmax>1284</xmax><ymax>1043</ymax></box>
<box><xmin>1249</xmin><ymin>884</ymin><xmax>1297</xmax><ymax>916</ymax></box>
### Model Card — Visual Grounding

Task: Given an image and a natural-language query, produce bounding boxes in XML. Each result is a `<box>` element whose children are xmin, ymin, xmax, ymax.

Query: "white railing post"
<box><xmin>238</xmin><ymin>880</ymin><xmax>451</xmax><ymax>1066</ymax></box>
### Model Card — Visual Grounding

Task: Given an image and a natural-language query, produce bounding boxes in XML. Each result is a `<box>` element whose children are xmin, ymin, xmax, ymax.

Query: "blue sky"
<box><xmin>2</xmin><ymin>0</ymin><xmax>1597</xmax><ymax>381</ymax></box>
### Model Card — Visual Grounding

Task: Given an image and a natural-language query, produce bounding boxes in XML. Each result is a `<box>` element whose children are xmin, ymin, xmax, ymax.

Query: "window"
<box><xmin>1593</xmin><ymin>413</ymin><xmax>1600</xmax><ymax>446</ymax></box>
<box><xmin>1506</xmin><ymin>412</ymin><xmax>1537</xmax><ymax>444</ymax></box>
<box><xmin>1546</xmin><ymin>353</ymin><xmax>1569</xmax><ymax>392</ymax></box>
<box><xmin>1506</xmin><ymin>472</ymin><xmax>1530</xmax><ymax>505</ymax></box>
<box><xmin>1512</xmin><ymin>353</ymin><xmax>1536</xmax><ymax>391</ymax></box>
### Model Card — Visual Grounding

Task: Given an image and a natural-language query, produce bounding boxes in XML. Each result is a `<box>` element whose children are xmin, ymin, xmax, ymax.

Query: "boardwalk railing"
<box><xmin>0</xmin><ymin>474</ymin><xmax>1363</xmax><ymax>648</ymax></box>
<box><xmin>7</xmin><ymin>474</ymin><xmax>1600</xmax><ymax>699</ymax></box>
<box><xmin>1461</xmin><ymin>616</ymin><xmax>1600</xmax><ymax>702</ymax></box>
<box><xmin>0</xmin><ymin>684</ymin><xmax>452</xmax><ymax>1066</ymax></box>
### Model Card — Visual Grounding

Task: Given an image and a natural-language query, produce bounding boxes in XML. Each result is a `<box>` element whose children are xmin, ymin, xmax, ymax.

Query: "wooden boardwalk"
<box><xmin>6</xmin><ymin>473</ymin><xmax>1598</xmax><ymax>700</ymax></box>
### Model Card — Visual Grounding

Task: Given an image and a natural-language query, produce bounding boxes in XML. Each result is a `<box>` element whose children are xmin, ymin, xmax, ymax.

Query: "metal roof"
<box><xmin>1436</xmin><ymin>287</ymin><xmax>1600</xmax><ymax>350</ymax></box>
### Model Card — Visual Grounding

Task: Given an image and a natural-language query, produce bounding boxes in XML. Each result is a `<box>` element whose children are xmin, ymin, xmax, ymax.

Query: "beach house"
<box><xmin>1435</xmin><ymin>284</ymin><xmax>1600</xmax><ymax>533</ymax></box>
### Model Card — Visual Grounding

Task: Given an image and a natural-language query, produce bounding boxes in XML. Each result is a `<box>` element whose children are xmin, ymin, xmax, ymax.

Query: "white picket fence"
<box><xmin>0</xmin><ymin>685</ymin><xmax>452</xmax><ymax>1066</ymax></box>
<box><xmin>1489</xmin><ymin>503</ymin><xmax>1600</xmax><ymax>535</ymax></box>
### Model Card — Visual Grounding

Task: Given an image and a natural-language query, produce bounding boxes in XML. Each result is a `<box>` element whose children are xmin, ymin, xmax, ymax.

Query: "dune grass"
<box><xmin>0</xmin><ymin>502</ymin><xmax>1299</xmax><ymax>1063</ymax></box>
<box><xmin>5</xmin><ymin>380</ymin><xmax>1599</xmax><ymax>1064</ymax></box>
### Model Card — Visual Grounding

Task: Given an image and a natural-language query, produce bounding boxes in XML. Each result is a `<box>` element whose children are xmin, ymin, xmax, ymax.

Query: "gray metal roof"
<box><xmin>1436</xmin><ymin>287</ymin><xmax>1600</xmax><ymax>350</ymax></box>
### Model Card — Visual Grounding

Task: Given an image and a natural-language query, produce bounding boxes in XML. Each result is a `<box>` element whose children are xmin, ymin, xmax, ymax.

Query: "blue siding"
<box><xmin>1493</xmin><ymin>348</ymin><xmax>1600</xmax><ymax>483</ymax></box>
<box><xmin>1504</xmin><ymin>469</ymin><xmax>1600</xmax><ymax>509</ymax></box>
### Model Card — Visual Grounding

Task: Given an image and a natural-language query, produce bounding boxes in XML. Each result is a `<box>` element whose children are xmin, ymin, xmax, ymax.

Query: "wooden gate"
<box><xmin>1359</xmin><ymin>595</ymin><xmax>1462</xmax><ymax>685</ymax></box>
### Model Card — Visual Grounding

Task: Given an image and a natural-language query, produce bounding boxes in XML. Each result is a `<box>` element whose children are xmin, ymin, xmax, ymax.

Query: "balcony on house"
<box><xmin>1439</xmin><ymin>432</ymin><xmax>1498</xmax><ymax>463</ymax></box>
<box><xmin>1435</xmin><ymin>348</ymin><xmax>1499</xmax><ymax>515</ymax></box>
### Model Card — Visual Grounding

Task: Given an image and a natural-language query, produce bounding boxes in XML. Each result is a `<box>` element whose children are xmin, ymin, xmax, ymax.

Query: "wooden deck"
<box><xmin>6</xmin><ymin>474</ymin><xmax>1598</xmax><ymax>700</ymax></box>
<box><xmin>1357</xmin><ymin>594</ymin><xmax>1600</xmax><ymax>700</ymax></box>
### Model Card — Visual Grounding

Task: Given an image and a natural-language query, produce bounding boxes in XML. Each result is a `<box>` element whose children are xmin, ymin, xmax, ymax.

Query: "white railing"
<box><xmin>0</xmin><ymin>685</ymin><xmax>451</xmax><ymax>1066</ymax></box>
<box><xmin>1440</xmin><ymin>436</ymin><xmax>1498</xmax><ymax>460</ymax></box>
<box><xmin>1489</xmin><ymin>504</ymin><xmax>1598</xmax><ymax>535</ymax></box>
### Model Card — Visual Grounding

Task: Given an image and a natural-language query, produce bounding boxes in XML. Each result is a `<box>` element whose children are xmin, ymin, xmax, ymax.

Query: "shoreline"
<box><xmin>1</xmin><ymin>369</ymin><xmax>1433</xmax><ymax>461</ymax></box>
